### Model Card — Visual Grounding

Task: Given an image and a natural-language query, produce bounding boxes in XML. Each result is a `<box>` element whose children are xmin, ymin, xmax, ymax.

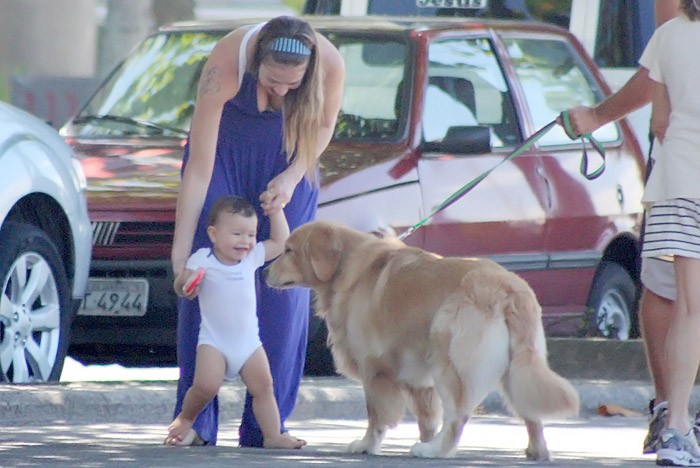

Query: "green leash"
<box><xmin>398</xmin><ymin>111</ymin><xmax>606</xmax><ymax>240</ymax></box>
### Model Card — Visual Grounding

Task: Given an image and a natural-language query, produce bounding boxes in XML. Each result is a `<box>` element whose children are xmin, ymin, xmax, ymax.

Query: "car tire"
<box><xmin>0</xmin><ymin>222</ymin><xmax>73</xmax><ymax>383</ymax></box>
<box><xmin>583</xmin><ymin>261</ymin><xmax>639</xmax><ymax>340</ymax></box>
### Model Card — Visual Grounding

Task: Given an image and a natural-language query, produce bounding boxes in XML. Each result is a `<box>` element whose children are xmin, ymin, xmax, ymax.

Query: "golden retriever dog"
<box><xmin>266</xmin><ymin>221</ymin><xmax>579</xmax><ymax>460</ymax></box>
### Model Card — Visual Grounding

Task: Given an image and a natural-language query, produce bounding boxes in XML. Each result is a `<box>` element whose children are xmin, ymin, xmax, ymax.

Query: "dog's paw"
<box><xmin>410</xmin><ymin>442</ymin><xmax>438</xmax><ymax>458</ymax></box>
<box><xmin>410</xmin><ymin>441</ymin><xmax>456</xmax><ymax>458</ymax></box>
<box><xmin>525</xmin><ymin>446</ymin><xmax>551</xmax><ymax>461</ymax></box>
<box><xmin>348</xmin><ymin>439</ymin><xmax>380</xmax><ymax>455</ymax></box>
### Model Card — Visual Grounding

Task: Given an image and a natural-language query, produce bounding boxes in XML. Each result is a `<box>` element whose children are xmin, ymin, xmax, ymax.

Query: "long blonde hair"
<box><xmin>252</xmin><ymin>16</ymin><xmax>325</xmax><ymax>183</ymax></box>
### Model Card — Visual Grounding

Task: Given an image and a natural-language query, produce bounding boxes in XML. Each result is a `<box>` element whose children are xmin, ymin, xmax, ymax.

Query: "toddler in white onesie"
<box><xmin>165</xmin><ymin>195</ymin><xmax>305</xmax><ymax>449</ymax></box>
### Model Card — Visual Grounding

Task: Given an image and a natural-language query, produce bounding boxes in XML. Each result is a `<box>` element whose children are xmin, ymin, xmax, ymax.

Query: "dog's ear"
<box><xmin>305</xmin><ymin>224</ymin><xmax>341</xmax><ymax>282</ymax></box>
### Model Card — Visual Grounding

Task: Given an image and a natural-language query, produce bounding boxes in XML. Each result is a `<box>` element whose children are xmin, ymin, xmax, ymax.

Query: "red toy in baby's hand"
<box><xmin>184</xmin><ymin>268</ymin><xmax>205</xmax><ymax>294</ymax></box>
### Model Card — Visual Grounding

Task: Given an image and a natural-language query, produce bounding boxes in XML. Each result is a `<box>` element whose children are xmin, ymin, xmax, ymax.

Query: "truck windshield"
<box><xmin>65</xmin><ymin>29</ymin><xmax>408</xmax><ymax>142</ymax></box>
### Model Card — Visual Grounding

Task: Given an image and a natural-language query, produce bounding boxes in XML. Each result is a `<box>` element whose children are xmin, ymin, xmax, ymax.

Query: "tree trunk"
<box><xmin>97</xmin><ymin>0</ymin><xmax>154</xmax><ymax>79</ymax></box>
<box><xmin>0</xmin><ymin>0</ymin><xmax>97</xmax><ymax>77</ymax></box>
<box><xmin>152</xmin><ymin>0</ymin><xmax>195</xmax><ymax>28</ymax></box>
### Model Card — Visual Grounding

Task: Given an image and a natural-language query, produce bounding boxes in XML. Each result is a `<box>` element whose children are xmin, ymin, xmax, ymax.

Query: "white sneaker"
<box><xmin>657</xmin><ymin>428</ymin><xmax>700</xmax><ymax>466</ymax></box>
<box><xmin>644</xmin><ymin>401</ymin><xmax>668</xmax><ymax>454</ymax></box>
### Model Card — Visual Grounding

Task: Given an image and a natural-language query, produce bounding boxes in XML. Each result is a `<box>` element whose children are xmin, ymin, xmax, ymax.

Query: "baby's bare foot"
<box><xmin>263</xmin><ymin>432</ymin><xmax>306</xmax><ymax>449</ymax></box>
<box><xmin>165</xmin><ymin>416</ymin><xmax>198</xmax><ymax>446</ymax></box>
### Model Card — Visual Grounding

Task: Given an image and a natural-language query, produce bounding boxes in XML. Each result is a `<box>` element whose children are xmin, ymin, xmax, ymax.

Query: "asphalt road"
<box><xmin>4</xmin><ymin>340</ymin><xmax>686</xmax><ymax>467</ymax></box>
<box><xmin>2</xmin><ymin>416</ymin><xmax>657</xmax><ymax>467</ymax></box>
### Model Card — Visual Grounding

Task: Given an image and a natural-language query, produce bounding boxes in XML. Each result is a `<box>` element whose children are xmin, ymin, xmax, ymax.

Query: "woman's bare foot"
<box><xmin>263</xmin><ymin>432</ymin><xmax>306</xmax><ymax>449</ymax></box>
<box><xmin>164</xmin><ymin>416</ymin><xmax>202</xmax><ymax>446</ymax></box>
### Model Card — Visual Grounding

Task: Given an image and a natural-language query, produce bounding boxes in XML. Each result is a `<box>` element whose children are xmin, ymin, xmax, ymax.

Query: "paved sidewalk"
<box><xmin>3</xmin><ymin>338</ymin><xmax>700</xmax><ymax>427</ymax></box>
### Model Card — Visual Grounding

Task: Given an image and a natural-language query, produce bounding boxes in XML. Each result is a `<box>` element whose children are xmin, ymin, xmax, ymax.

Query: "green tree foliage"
<box><xmin>281</xmin><ymin>0</ymin><xmax>305</xmax><ymax>14</ymax></box>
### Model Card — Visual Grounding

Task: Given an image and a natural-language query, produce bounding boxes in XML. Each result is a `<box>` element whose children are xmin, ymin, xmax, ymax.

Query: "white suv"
<box><xmin>0</xmin><ymin>101</ymin><xmax>91</xmax><ymax>383</ymax></box>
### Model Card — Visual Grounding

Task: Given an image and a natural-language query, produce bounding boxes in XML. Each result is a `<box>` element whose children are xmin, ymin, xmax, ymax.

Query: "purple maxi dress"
<box><xmin>174</xmin><ymin>70</ymin><xmax>318</xmax><ymax>446</ymax></box>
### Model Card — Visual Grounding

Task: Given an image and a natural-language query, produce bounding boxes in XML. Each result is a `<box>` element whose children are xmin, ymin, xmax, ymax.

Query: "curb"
<box><xmin>0</xmin><ymin>377</ymin><xmax>668</xmax><ymax>426</ymax></box>
<box><xmin>5</xmin><ymin>338</ymin><xmax>700</xmax><ymax>426</ymax></box>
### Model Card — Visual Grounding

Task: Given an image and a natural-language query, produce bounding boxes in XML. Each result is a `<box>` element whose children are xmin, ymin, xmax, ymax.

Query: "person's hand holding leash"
<box><xmin>557</xmin><ymin>106</ymin><xmax>603</xmax><ymax>139</ymax></box>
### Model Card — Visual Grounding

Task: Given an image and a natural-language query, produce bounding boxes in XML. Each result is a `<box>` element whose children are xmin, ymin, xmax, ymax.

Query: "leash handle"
<box><xmin>560</xmin><ymin>110</ymin><xmax>606</xmax><ymax>180</ymax></box>
<box><xmin>398</xmin><ymin>111</ymin><xmax>606</xmax><ymax>241</ymax></box>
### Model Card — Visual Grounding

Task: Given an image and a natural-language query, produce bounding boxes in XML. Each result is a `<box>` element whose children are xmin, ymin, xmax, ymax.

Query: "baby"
<box><xmin>165</xmin><ymin>195</ymin><xmax>304</xmax><ymax>449</ymax></box>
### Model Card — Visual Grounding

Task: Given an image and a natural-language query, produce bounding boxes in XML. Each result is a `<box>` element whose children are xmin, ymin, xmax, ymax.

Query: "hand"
<box><xmin>651</xmin><ymin>115</ymin><xmax>668</xmax><ymax>144</ymax></box>
<box><xmin>558</xmin><ymin>106</ymin><xmax>600</xmax><ymax>139</ymax></box>
<box><xmin>173</xmin><ymin>269</ymin><xmax>202</xmax><ymax>300</ymax></box>
<box><xmin>260</xmin><ymin>171</ymin><xmax>295</xmax><ymax>215</ymax></box>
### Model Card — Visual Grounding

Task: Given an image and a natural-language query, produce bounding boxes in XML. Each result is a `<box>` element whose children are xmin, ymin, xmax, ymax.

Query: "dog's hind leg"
<box><xmin>523</xmin><ymin>418</ymin><xmax>550</xmax><ymax>461</ymax></box>
<box><xmin>406</xmin><ymin>386</ymin><xmax>442</xmax><ymax>442</ymax></box>
<box><xmin>411</xmin><ymin>301</ymin><xmax>510</xmax><ymax>458</ymax></box>
<box><xmin>409</xmin><ymin>362</ymin><xmax>476</xmax><ymax>458</ymax></box>
<box><xmin>349</xmin><ymin>375</ymin><xmax>406</xmax><ymax>455</ymax></box>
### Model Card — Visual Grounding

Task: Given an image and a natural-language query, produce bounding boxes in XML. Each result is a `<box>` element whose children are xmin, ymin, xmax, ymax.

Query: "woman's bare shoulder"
<box><xmin>209</xmin><ymin>26</ymin><xmax>247</xmax><ymax>63</ymax></box>
<box><xmin>203</xmin><ymin>25</ymin><xmax>261</xmax><ymax>88</ymax></box>
<box><xmin>316</xmin><ymin>32</ymin><xmax>345</xmax><ymax>78</ymax></box>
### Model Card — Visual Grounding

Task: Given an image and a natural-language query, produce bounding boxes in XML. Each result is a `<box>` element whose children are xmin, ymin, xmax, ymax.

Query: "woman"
<box><xmin>638</xmin><ymin>0</ymin><xmax>700</xmax><ymax>465</ymax></box>
<box><xmin>170</xmin><ymin>16</ymin><xmax>345</xmax><ymax>447</ymax></box>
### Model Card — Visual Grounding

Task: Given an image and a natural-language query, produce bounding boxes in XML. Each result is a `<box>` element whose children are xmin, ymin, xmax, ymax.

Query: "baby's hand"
<box><xmin>260</xmin><ymin>173</ymin><xmax>294</xmax><ymax>215</ymax></box>
<box><xmin>174</xmin><ymin>268</ymin><xmax>204</xmax><ymax>299</ymax></box>
<box><xmin>183</xmin><ymin>268</ymin><xmax>205</xmax><ymax>295</ymax></box>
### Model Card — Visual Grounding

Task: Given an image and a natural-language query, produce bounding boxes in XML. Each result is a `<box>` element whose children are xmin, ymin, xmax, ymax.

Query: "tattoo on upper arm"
<box><xmin>198</xmin><ymin>66</ymin><xmax>222</xmax><ymax>95</ymax></box>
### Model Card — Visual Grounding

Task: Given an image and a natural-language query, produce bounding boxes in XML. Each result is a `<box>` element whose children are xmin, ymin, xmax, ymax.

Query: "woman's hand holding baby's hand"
<box><xmin>260</xmin><ymin>172</ymin><xmax>294</xmax><ymax>215</ymax></box>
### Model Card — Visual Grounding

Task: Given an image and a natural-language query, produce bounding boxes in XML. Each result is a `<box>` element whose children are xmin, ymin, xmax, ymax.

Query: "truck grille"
<box><xmin>92</xmin><ymin>221</ymin><xmax>175</xmax><ymax>246</ymax></box>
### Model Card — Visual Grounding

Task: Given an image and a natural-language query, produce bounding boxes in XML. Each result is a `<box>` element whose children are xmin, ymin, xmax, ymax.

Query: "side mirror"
<box><xmin>423</xmin><ymin>125</ymin><xmax>491</xmax><ymax>154</ymax></box>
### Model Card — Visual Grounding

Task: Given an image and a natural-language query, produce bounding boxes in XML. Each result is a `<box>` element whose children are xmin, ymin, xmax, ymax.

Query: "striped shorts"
<box><xmin>642</xmin><ymin>198</ymin><xmax>700</xmax><ymax>260</ymax></box>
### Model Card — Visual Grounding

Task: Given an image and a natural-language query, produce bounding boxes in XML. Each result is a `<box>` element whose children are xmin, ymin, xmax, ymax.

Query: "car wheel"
<box><xmin>0</xmin><ymin>222</ymin><xmax>73</xmax><ymax>383</ymax></box>
<box><xmin>584</xmin><ymin>261</ymin><xmax>639</xmax><ymax>340</ymax></box>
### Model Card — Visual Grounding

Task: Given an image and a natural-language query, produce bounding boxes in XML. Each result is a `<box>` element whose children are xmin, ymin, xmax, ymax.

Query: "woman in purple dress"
<box><xmin>169</xmin><ymin>16</ymin><xmax>345</xmax><ymax>447</ymax></box>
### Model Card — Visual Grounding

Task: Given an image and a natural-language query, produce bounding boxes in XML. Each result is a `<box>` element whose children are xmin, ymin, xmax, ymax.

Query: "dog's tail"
<box><xmin>501</xmin><ymin>283</ymin><xmax>580</xmax><ymax>421</ymax></box>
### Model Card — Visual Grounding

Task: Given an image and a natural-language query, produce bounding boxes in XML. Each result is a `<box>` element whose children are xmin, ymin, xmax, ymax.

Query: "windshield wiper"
<box><xmin>72</xmin><ymin>114</ymin><xmax>189</xmax><ymax>138</ymax></box>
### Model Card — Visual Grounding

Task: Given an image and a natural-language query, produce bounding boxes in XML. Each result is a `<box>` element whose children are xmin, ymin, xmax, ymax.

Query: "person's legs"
<box><xmin>640</xmin><ymin>287</ymin><xmax>673</xmax><ymax>400</ymax></box>
<box><xmin>238</xmin><ymin>279</ymin><xmax>309</xmax><ymax>447</ymax></box>
<box><xmin>640</xmin><ymin>257</ymin><xmax>676</xmax><ymax>403</ymax></box>
<box><xmin>175</xmin><ymin>298</ymin><xmax>219</xmax><ymax>444</ymax></box>
<box><xmin>665</xmin><ymin>256</ymin><xmax>700</xmax><ymax>433</ymax></box>
<box><xmin>167</xmin><ymin>345</ymin><xmax>225</xmax><ymax>445</ymax></box>
<box><xmin>656</xmin><ymin>256</ymin><xmax>700</xmax><ymax>465</ymax></box>
<box><xmin>639</xmin><ymin>273</ymin><xmax>674</xmax><ymax>454</ymax></box>
<box><xmin>239</xmin><ymin>347</ymin><xmax>305</xmax><ymax>449</ymax></box>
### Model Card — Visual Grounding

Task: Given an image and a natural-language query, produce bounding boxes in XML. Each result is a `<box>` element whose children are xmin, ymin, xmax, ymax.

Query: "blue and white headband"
<box><xmin>270</xmin><ymin>37</ymin><xmax>312</xmax><ymax>56</ymax></box>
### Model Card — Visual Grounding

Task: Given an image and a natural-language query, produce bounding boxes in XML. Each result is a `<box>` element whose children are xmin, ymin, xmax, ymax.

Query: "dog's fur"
<box><xmin>266</xmin><ymin>221</ymin><xmax>579</xmax><ymax>459</ymax></box>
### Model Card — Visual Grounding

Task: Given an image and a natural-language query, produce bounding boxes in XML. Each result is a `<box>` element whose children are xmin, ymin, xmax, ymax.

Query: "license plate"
<box><xmin>79</xmin><ymin>278</ymin><xmax>149</xmax><ymax>317</ymax></box>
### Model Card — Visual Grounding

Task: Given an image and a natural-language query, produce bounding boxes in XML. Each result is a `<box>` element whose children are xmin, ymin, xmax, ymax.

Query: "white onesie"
<box><xmin>186</xmin><ymin>243</ymin><xmax>266</xmax><ymax>380</ymax></box>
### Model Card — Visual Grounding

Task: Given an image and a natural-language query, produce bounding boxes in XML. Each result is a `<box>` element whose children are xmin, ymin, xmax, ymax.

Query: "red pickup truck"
<box><xmin>61</xmin><ymin>16</ymin><xmax>646</xmax><ymax>372</ymax></box>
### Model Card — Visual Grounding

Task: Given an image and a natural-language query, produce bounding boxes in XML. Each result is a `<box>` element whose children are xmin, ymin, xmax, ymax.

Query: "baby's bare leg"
<box><xmin>239</xmin><ymin>347</ymin><xmax>306</xmax><ymax>449</ymax></box>
<box><xmin>165</xmin><ymin>345</ymin><xmax>225</xmax><ymax>446</ymax></box>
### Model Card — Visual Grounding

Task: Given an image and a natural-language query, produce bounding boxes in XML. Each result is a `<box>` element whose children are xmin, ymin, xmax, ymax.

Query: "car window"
<box><xmin>502</xmin><ymin>36</ymin><xmax>620</xmax><ymax>146</ymax></box>
<box><xmin>326</xmin><ymin>34</ymin><xmax>408</xmax><ymax>141</ymax></box>
<box><xmin>425</xmin><ymin>37</ymin><xmax>520</xmax><ymax>148</ymax></box>
<box><xmin>70</xmin><ymin>32</ymin><xmax>222</xmax><ymax>137</ymax></box>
